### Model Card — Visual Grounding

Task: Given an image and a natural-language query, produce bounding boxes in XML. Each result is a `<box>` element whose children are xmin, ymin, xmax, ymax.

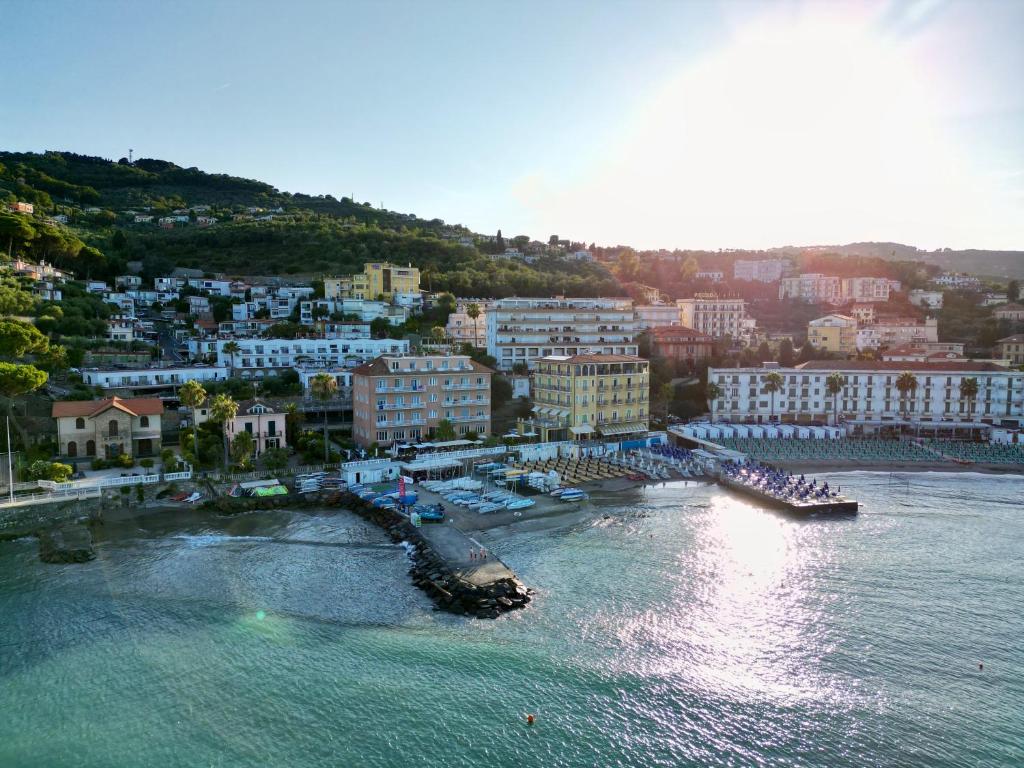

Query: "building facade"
<box><xmin>676</xmin><ymin>294</ymin><xmax>748</xmax><ymax>339</ymax></box>
<box><xmin>807</xmin><ymin>314</ymin><xmax>858</xmax><ymax>355</ymax></box>
<box><xmin>225</xmin><ymin>399</ymin><xmax>287</xmax><ymax>457</ymax></box>
<box><xmin>82</xmin><ymin>365</ymin><xmax>229</xmax><ymax>391</ymax></box>
<box><xmin>709</xmin><ymin>361</ymin><xmax>1024</xmax><ymax>427</ymax></box>
<box><xmin>856</xmin><ymin>317</ymin><xmax>939</xmax><ymax>351</ymax></box>
<box><xmin>209</xmin><ymin>337</ymin><xmax>410</xmax><ymax>374</ymax></box>
<box><xmin>994</xmin><ymin>303</ymin><xmax>1024</xmax><ymax>323</ymax></box>
<box><xmin>734</xmin><ymin>259</ymin><xmax>786</xmax><ymax>283</ymax></box>
<box><xmin>351</xmin><ymin>354</ymin><xmax>493</xmax><ymax>448</ymax></box>
<box><xmin>486</xmin><ymin>297</ymin><xmax>641</xmax><ymax>371</ymax></box>
<box><xmin>909</xmin><ymin>290</ymin><xmax>944</xmax><ymax>309</ymax></box>
<box><xmin>635</xmin><ymin>305</ymin><xmax>683</xmax><ymax>329</ymax></box>
<box><xmin>445</xmin><ymin>304</ymin><xmax>488</xmax><ymax>346</ymax></box>
<box><xmin>52</xmin><ymin>397</ymin><xmax>163</xmax><ymax>460</ymax></box>
<box><xmin>532</xmin><ymin>354</ymin><xmax>650</xmax><ymax>440</ymax></box>
<box><xmin>324</xmin><ymin>262</ymin><xmax>421</xmax><ymax>304</ymax></box>
<box><xmin>649</xmin><ymin>326</ymin><xmax>714</xmax><ymax>367</ymax></box>
<box><xmin>997</xmin><ymin>335</ymin><xmax>1024</xmax><ymax>365</ymax></box>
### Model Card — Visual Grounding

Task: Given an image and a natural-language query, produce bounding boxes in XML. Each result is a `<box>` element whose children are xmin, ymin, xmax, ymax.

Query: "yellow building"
<box><xmin>532</xmin><ymin>354</ymin><xmax>649</xmax><ymax>441</ymax></box>
<box><xmin>807</xmin><ymin>314</ymin><xmax>857</xmax><ymax>355</ymax></box>
<box><xmin>324</xmin><ymin>262</ymin><xmax>420</xmax><ymax>302</ymax></box>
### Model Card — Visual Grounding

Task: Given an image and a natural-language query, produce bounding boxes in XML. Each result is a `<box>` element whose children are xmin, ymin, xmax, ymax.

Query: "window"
<box><xmin>245</xmin><ymin>422</ymin><xmax>253</xmax><ymax>433</ymax></box>
<box><xmin>108</xmin><ymin>419</ymin><xmax>119</xmax><ymax>436</ymax></box>
<box><xmin>75</xmin><ymin>417</ymin><xmax>85</xmax><ymax>430</ymax></box>
<box><xmin>139</xmin><ymin>416</ymin><xmax>149</xmax><ymax>428</ymax></box>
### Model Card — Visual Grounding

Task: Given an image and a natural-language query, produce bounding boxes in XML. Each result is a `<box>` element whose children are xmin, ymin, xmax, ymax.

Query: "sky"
<box><xmin>1</xmin><ymin>0</ymin><xmax>1023</xmax><ymax>251</ymax></box>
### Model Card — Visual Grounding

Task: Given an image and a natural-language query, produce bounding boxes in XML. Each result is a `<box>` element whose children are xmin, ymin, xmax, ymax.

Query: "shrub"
<box><xmin>25</xmin><ymin>460</ymin><xmax>73</xmax><ymax>483</ymax></box>
<box><xmin>139</xmin><ymin>458</ymin><xmax>154</xmax><ymax>469</ymax></box>
<box><xmin>136</xmin><ymin>485</ymin><xmax>145</xmax><ymax>503</ymax></box>
<box><xmin>91</xmin><ymin>458</ymin><xmax>109</xmax><ymax>471</ymax></box>
<box><xmin>117</xmin><ymin>454</ymin><xmax>135</xmax><ymax>469</ymax></box>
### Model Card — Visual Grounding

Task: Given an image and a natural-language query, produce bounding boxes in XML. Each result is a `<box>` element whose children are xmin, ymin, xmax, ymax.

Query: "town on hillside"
<box><xmin>1</xmin><ymin>155</ymin><xmax>1023</xmax><ymax>507</ymax></box>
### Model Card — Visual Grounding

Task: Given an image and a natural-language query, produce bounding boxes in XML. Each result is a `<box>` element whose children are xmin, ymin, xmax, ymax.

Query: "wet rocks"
<box><xmin>38</xmin><ymin>523</ymin><xmax>96</xmax><ymax>564</ymax></box>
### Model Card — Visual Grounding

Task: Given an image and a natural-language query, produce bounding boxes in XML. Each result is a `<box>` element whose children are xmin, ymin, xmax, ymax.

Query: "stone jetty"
<box><xmin>328</xmin><ymin>491</ymin><xmax>533</xmax><ymax>619</ymax></box>
<box><xmin>38</xmin><ymin>522</ymin><xmax>96</xmax><ymax>563</ymax></box>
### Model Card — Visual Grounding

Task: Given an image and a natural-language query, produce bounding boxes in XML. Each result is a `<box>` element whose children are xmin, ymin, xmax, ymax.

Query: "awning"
<box><xmin>570</xmin><ymin>424</ymin><xmax>595</xmax><ymax>435</ymax></box>
<box><xmin>598</xmin><ymin>422</ymin><xmax>648</xmax><ymax>436</ymax></box>
<box><xmin>399</xmin><ymin>457</ymin><xmax>461</xmax><ymax>471</ymax></box>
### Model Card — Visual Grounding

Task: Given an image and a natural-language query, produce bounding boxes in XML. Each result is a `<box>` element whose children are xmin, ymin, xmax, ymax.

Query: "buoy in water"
<box><xmin>979</xmin><ymin>663</ymin><xmax>984</xmax><ymax>670</ymax></box>
<box><xmin>526</xmin><ymin>714</ymin><xmax>535</xmax><ymax>725</ymax></box>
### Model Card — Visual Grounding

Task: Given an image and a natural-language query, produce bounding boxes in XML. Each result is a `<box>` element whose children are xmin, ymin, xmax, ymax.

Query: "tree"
<box><xmin>429</xmin><ymin>325</ymin><xmax>447</xmax><ymax>345</ymax></box>
<box><xmin>764</xmin><ymin>371</ymin><xmax>784</xmax><ymax>423</ymax></box>
<box><xmin>433</xmin><ymin>419</ymin><xmax>456</xmax><ymax>442</ymax></box>
<box><xmin>261</xmin><ymin>446</ymin><xmax>289</xmax><ymax>472</ymax></box>
<box><xmin>1008</xmin><ymin>280</ymin><xmax>1020</xmax><ymax>302</ymax></box>
<box><xmin>25</xmin><ymin>460</ymin><xmax>73</xmax><ymax>483</ymax></box>
<box><xmin>0</xmin><ymin>362</ymin><xmax>47</xmax><ymax>407</ymax></box>
<box><xmin>681</xmin><ymin>256</ymin><xmax>699</xmax><ymax>282</ymax></box>
<box><xmin>222</xmin><ymin>341</ymin><xmax>241</xmax><ymax>370</ymax></box>
<box><xmin>284</xmin><ymin>402</ymin><xmax>302</xmax><ymax>444</ymax></box>
<box><xmin>309</xmin><ymin>372</ymin><xmax>338</xmax><ymax>463</ymax></box>
<box><xmin>825</xmin><ymin>372</ymin><xmax>844</xmax><ymax>426</ymax></box>
<box><xmin>231</xmin><ymin>430</ymin><xmax>255</xmax><ymax>467</ymax></box>
<box><xmin>706</xmin><ymin>381</ymin><xmax>722</xmax><ymax>417</ymax></box>
<box><xmin>0</xmin><ymin>320</ymin><xmax>50</xmax><ymax>358</ymax></box>
<box><xmin>0</xmin><ymin>212</ymin><xmax>36</xmax><ymax>257</ymax></box>
<box><xmin>370</xmin><ymin>317</ymin><xmax>390</xmax><ymax>338</ymax></box>
<box><xmin>960</xmin><ymin>377</ymin><xmax>979</xmax><ymax>421</ymax></box>
<box><xmin>209</xmin><ymin>393</ymin><xmax>238</xmax><ymax>469</ymax></box>
<box><xmin>657</xmin><ymin>382</ymin><xmax>675</xmax><ymax>420</ymax></box>
<box><xmin>466</xmin><ymin>302</ymin><xmax>481</xmax><ymax>347</ymax></box>
<box><xmin>798</xmin><ymin>341</ymin><xmax>817</xmax><ymax>363</ymax></box>
<box><xmin>616</xmin><ymin>248</ymin><xmax>638</xmax><ymax>282</ymax></box>
<box><xmin>178</xmin><ymin>379</ymin><xmax>208</xmax><ymax>463</ymax></box>
<box><xmin>895</xmin><ymin>372</ymin><xmax>918</xmax><ymax>419</ymax></box>
<box><xmin>778</xmin><ymin>338</ymin><xmax>795</xmax><ymax>367</ymax></box>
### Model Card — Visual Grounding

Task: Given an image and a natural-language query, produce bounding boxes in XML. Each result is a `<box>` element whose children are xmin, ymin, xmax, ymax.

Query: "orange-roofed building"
<box><xmin>51</xmin><ymin>396</ymin><xmax>164</xmax><ymax>461</ymax></box>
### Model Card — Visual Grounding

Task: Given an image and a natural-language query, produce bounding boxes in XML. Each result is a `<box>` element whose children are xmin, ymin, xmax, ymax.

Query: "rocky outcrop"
<box><xmin>332</xmin><ymin>492</ymin><xmax>534</xmax><ymax>620</ymax></box>
<box><xmin>38</xmin><ymin>523</ymin><xmax>96</xmax><ymax>564</ymax></box>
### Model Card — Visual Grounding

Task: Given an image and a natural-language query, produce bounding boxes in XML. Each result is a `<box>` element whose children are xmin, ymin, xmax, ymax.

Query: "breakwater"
<box><xmin>329</xmin><ymin>490</ymin><xmax>533</xmax><ymax>619</ymax></box>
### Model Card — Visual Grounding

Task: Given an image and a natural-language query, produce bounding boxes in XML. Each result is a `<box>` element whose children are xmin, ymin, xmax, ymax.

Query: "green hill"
<box><xmin>0</xmin><ymin>150</ymin><xmax>619</xmax><ymax>297</ymax></box>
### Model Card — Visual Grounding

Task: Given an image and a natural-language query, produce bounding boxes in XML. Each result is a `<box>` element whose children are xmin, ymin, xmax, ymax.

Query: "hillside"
<box><xmin>769</xmin><ymin>242</ymin><xmax>1024</xmax><ymax>279</ymax></box>
<box><xmin>0</xmin><ymin>151</ymin><xmax>619</xmax><ymax>297</ymax></box>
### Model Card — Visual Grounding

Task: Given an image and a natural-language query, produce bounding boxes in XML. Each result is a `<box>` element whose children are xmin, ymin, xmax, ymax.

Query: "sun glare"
<box><xmin>534</xmin><ymin>8</ymin><xmax>1008</xmax><ymax>249</ymax></box>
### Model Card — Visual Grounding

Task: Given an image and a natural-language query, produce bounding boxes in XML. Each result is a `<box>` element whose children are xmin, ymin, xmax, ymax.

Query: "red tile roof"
<box><xmin>52</xmin><ymin>396</ymin><xmax>165</xmax><ymax>418</ymax></box>
<box><xmin>650</xmin><ymin>325</ymin><xmax>712</xmax><ymax>340</ymax></box>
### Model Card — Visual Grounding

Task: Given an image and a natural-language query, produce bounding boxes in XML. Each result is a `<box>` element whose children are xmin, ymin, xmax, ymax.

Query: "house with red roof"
<box><xmin>51</xmin><ymin>397</ymin><xmax>164</xmax><ymax>461</ymax></box>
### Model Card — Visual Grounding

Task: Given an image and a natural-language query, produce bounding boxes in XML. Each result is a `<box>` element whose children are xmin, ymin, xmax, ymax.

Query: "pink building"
<box><xmin>225</xmin><ymin>399</ymin><xmax>286</xmax><ymax>457</ymax></box>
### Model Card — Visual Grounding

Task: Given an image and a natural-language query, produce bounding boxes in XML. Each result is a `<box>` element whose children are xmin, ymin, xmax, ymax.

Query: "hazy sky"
<box><xmin>2</xmin><ymin>0</ymin><xmax>1022</xmax><ymax>250</ymax></box>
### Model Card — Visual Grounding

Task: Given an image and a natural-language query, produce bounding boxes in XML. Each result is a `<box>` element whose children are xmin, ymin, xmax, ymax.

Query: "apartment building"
<box><xmin>934</xmin><ymin>272</ymin><xmax>982</xmax><ymax>290</ymax></box>
<box><xmin>52</xmin><ymin>396</ymin><xmax>164</xmax><ymax>460</ymax></box>
<box><xmin>709</xmin><ymin>361</ymin><xmax>1024</xmax><ymax>427</ymax></box>
<box><xmin>351</xmin><ymin>354</ymin><xmax>493</xmax><ymax>448</ymax></box>
<box><xmin>486</xmin><ymin>297</ymin><xmax>641</xmax><ymax>371</ymax></box>
<box><xmin>856</xmin><ymin>317</ymin><xmax>939</xmax><ymax>351</ymax></box>
<box><xmin>210</xmin><ymin>337</ymin><xmax>410</xmax><ymax>374</ymax></box>
<box><xmin>532</xmin><ymin>354</ymin><xmax>650</xmax><ymax>440</ymax></box>
<box><xmin>445</xmin><ymin>303</ymin><xmax>488</xmax><ymax>346</ymax></box>
<box><xmin>996</xmin><ymin>335</ymin><xmax>1024</xmax><ymax>365</ymax></box>
<box><xmin>909</xmin><ymin>290</ymin><xmax>944</xmax><ymax>309</ymax></box>
<box><xmin>994</xmin><ymin>303</ymin><xmax>1024</xmax><ymax>322</ymax></box>
<box><xmin>779</xmin><ymin>274</ymin><xmax>898</xmax><ymax>304</ymax></box>
<box><xmin>676</xmin><ymin>294</ymin><xmax>748</xmax><ymax>339</ymax></box>
<box><xmin>734</xmin><ymin>259</ymin><xmax>786</xmax><ymax>283</ymax></box>
<box><xmin>82</xmin><ymin>365</ymin><xmax>229</xmax><ymax>391</ymax></box>
<box><xmin>807</xmin><ymin>314</ymin><xmax>858</xmax><ymax>355</ymax></box>
<box><xmin>324</xmin><ymin>262</ymin><xmax>421</xmax><ymax>305</ymax></box>
<box><xmin>635</xmin><ymin>305</ymin><xmax>683</xmax><ymax>329</ymax></box>
<box><xmin>649</xmin><ymin>326</ymin><xmax>714</xmax><ymax>367</ymax></box>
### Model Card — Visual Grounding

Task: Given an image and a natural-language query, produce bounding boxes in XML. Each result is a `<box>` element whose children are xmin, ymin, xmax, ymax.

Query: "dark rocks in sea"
<box><xmin>38</xmin><ymin>523</ymin><xmax>96</xmax><ymax>564</ymax></box>
<box><xmin>328</xmin><ymin>491</ymin><xmax>533</xmax><ymax>620</ymax></box>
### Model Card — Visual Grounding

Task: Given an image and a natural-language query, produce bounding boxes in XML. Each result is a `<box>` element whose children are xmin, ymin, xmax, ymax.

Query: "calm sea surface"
<box><xmin>1</xmin><ymin>472</ymin><xmax>1022</xmax><ymax>768</ymax></box>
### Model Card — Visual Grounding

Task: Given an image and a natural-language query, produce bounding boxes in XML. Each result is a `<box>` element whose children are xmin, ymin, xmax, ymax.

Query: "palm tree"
<box><xmin>222</xmin><ymin>341</ymin><xmax>241</xmax><ymax>371</ymax></box>
<box><xmin>178</xmin><ymin>379</ymin><xmax>207</xmax><ymax>464</ymax></box>
<box><xmin>960</xmin><ymin>377</ymin><xmax>979</xmax><ymax>422</ymax></box>
<box><xmin>764</xmin><ymin>371</ymin><xmax>784</xmax><ymax>423</ymax></box>
<box><xmin>706</xmin><ymin>382</ymin><xmax>722</xmax><ymax>419</ymax></box>
<box><xmin>283</xmin><ymin>402</ymin><xmax>302</xmax><ymax>445</ymax></box>
<box><xmin>429</xmin><ymin>326</ymin><xmax>447</xmax><ymax>346</ymax></box>
<box><xmin>309</xmin><ymin>372</ymin><xmax>338</xmax><ymax>463</ymax></box>
<box><xmin>825</xmin><ymin>373</ymin><xmax>844</xmax><ymax>426</ymax></box>
<box><xmin>209</xmin><ymin>393</ymin><xmax>238</xmax><ymax>470</ymax></box>
<box><xmin>466</xmin><ymin>303</ymin><xmax>481</xmax><ymax>348</ymax></box>
<box><xmin>895</xmin><ymin>372</ymin><xmax>918</xmax><ymax>420</ymax></box>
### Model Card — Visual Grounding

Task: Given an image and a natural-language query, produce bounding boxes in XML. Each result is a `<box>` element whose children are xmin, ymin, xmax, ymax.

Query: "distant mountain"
<box><xmin>768</xmin><ymin>242</ymin><xmax>1024</xmax><ymax>279</ymax></box>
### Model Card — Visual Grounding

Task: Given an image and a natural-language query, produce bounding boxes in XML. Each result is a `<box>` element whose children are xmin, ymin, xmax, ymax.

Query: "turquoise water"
<box><xmin>2</xmin><ymin>472</ymin><xmax>1023</xmax><ymax>767</ymax></box>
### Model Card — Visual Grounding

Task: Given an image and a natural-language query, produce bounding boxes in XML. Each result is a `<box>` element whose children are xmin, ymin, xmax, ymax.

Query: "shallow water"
<box><xmin>2</xmin><ymin>472</ymin><xmax>1022</xmax><ymax>767</ymax></box>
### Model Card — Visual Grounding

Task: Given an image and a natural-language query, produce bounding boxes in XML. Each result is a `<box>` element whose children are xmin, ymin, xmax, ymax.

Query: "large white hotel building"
<box><xmin>709</xmin><ymin>361</ymin><xmax>1024</xmax><ymax>428</ymax></box>
<box><xmin>486</xmin><ymin>297</ymin><xmax>641</xmax><ymax>371</ymax></box>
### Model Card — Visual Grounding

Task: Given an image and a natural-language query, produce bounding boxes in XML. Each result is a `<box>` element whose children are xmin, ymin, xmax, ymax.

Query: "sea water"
<box><xmin>1</xmin><ymin>472</ymin><xmax>1022</xmax><ymax>767</ymax></box>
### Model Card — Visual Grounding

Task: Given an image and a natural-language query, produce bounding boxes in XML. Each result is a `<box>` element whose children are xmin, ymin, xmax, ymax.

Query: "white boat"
<box><xmin>506</xmin><ymin>498</ymin><xmax>535</xmax><ymax>510</ymax></box>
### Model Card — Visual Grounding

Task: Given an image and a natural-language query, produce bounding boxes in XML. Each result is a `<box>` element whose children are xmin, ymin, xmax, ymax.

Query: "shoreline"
<box><xmin>761</xmin><ymin>460</ymin><xmax>1024</xmax><ymax>476</ymax></box>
